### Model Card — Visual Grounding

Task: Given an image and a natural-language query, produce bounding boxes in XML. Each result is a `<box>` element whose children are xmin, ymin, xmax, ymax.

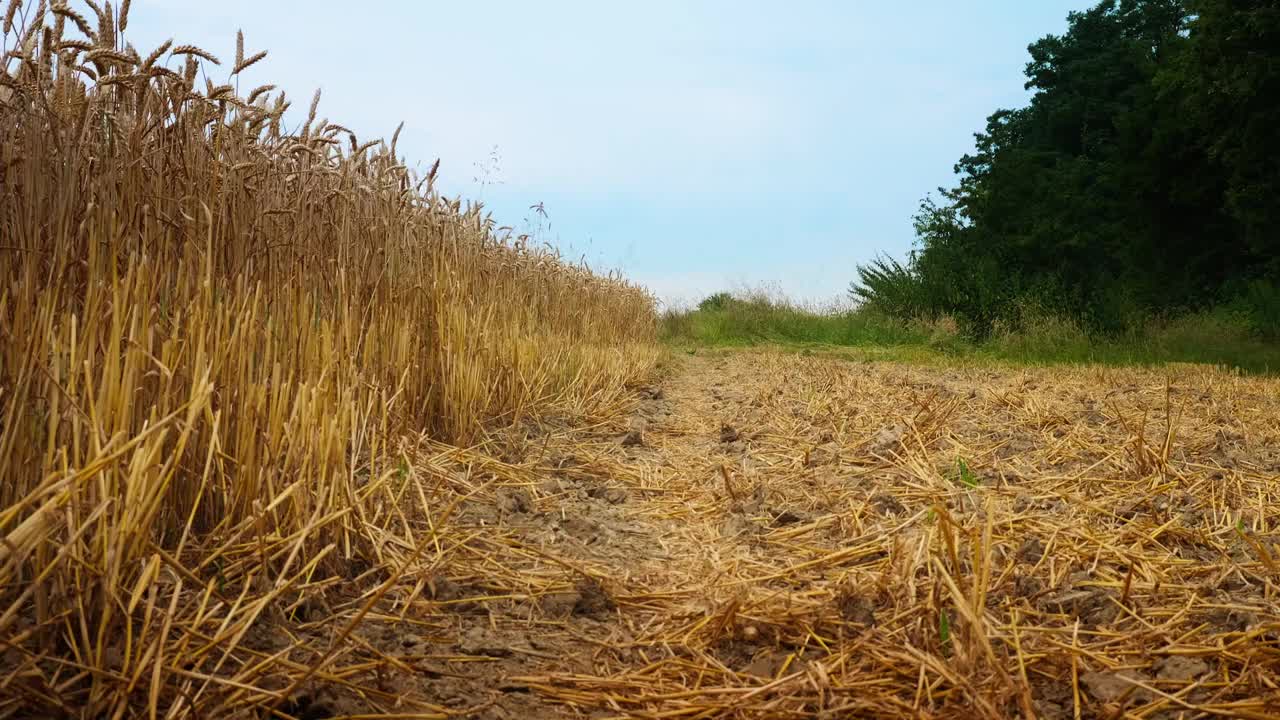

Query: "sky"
<box><xmin>127</xmin><ymin>0</ymin><xmax>1087</xmax><ymax>306</ymax></box>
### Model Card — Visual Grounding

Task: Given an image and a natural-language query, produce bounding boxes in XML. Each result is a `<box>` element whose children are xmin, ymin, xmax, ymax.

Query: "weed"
<box><xmin>954</xmin><ymin>458</ymin><xmax>979</xmax><ymax>488</ymax></box>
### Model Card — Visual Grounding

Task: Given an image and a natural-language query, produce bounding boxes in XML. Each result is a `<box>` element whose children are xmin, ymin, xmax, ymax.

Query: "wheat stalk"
<box><xmin>51</xmin><ymin>3</ymin><xmax>93</xmax><ymax>41</ymax></box>
<box><xmin>170</xmin><ymin>43</ymin><xmax>219</xmax><ymax>65</ymax></box>
<box><xmin>3</xmin><ymin>0</ymin><xmax>20</xmax><ymax>35</ymax></box>
<box><xmin>233</xmin><ymin>49</ymin><xmax>265</xmax><ymax>75</ymax></box>
<box><xmin>244</xmin><ymin>82</ymin><xmax>273</xmax><ymax>104</ymax></box>
<box><xmin>140</xmin><ymin>38</ymin><xmax>169</xmax><ymax>71</ymax></box>
<box><xmin>84</xmin><ymin>47</ymin><xmax>133</xmax><ymax>66</ymax></box>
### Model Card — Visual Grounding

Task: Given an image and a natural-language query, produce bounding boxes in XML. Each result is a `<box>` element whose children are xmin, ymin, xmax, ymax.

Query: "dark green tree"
<box><xmin>854</xmin><ymin>0</ymin><xmax>1280</xmax><ymax>334</ymax></box>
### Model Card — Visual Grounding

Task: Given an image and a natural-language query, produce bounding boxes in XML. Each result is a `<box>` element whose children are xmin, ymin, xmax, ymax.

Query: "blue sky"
<box><xmin>130</xmin><ymin>0</ymin><xmax>1086</xmax><ymax>305</ymax></box>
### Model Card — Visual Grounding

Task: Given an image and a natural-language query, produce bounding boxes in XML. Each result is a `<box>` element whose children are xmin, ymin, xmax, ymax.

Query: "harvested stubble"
<box><xmin>0</xmin><ymin>1</ymin><xmax>655</xmax><ymax>717</ymax></box>
<box><xmin>342</xmin><ymin>351</ymin><xmax>1279</xmax><ymax>719</ymax></box>
<box><xmin>524</xmin><ymin>352</ymin><xmax>1280</xmax><ymax>719</ymax></box>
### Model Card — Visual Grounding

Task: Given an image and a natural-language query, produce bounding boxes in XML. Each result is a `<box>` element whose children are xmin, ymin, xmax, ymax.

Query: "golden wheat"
<box><xmin>0</xmin><ymin>0</ymin><xmax>657</xmax><ymax>716</ymax></box>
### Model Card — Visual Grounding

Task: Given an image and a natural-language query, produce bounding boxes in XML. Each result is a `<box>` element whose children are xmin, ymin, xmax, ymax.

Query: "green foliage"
<box><xmin>1242</xmin><ymin>281</ymin><xmax>1280</xmax><ymax>341</ymax></box>
<box><xmin>664</xmin><ymin>291</ymin><xmax>1280</xmax><ymax>374</ymax></box>
<box><xmin>697</xmin><ymin>292</ymin><xmax>735</xmax><ymax>312</ymax></box>
<box><xmin>664</xmin><ymin>292</ymin><xmax>933</xmax><ymax>348</ymax></box>
<box><xmin>953</xmin><ymin>458</ymin><xmax>979</xmax><ymax>488</ymax></box>
<box><xmin>856</xmin><ymin>0</ymin><xmax>1280</xmax><ymax>336</ymax></box>
<box><xmin>851</xmin><ymin>255</ymin><xmax>929</xmax><ymax>320</ymax></box>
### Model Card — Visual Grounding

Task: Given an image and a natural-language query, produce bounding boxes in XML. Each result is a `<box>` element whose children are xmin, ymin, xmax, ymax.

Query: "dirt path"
<box><xmin>309</xmin><ymin>350</ymin><xmax>1280</xmax><ymax>719</ymax></box>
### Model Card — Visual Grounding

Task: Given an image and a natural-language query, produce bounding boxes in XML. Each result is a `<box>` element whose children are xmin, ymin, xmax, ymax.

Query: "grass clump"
<box><xmin>989</xmin><ymin>307</ymin><xmax>1280</xmax><ymax>374</ymax></box>
<box><xmin>666</xmin><ymin>290</ymin><xmax>1280</xmax><ymax>374</ymax></box>
<box><xmin>662</xmin><ymin>290</ymin><xmax>931</xmax><ymax>348</ymax></box>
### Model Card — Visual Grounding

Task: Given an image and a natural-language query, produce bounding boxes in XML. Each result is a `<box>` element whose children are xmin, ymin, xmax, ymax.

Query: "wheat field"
<box><xmin>6</xmin><ymin>3</ymin><xmax>1280</xmax><ymax>720</ymax></box>
<box><xmin>0</xmin><ymin>1</ymin><xmax>656</xmax><ymax>716</ymax></box>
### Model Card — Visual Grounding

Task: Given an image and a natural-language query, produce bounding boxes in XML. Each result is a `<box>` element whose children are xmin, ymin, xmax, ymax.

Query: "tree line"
<box><xmin>853</xmin><ymin>0</ymin><xmax>1279</xmax><ymax>337</ymax></box>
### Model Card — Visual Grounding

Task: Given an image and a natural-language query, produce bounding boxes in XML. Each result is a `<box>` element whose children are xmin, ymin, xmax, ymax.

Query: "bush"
<box><xmin>698</xmin><ymin>292</ymin><xmax>736</xmax><ymax>312</ymax></box>
<box><xmin>1243</xmin><ymin>281</ymin><xmax>1280</xmax><ymax>340</ymax></box>
<box><xmin>663</xmin><ymin>289</ymin><xmax>930</xmax><ymax>347</ymax></box>
<box><xmin>849</xmin><ymin>255</ymin><xmax>929</xmax><ymax>319</ymax></box>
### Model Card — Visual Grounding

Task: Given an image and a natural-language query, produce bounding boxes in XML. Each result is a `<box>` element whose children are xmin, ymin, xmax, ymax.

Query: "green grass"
<box><xmin>663</xmin><ymin>295</ymin><xmax>1280</xmax><ymax>375</ymax></box>
<box><xmin>661</xmin><ymin>295</ymin><xmax>935</xmax><ymax>347</ymax></box>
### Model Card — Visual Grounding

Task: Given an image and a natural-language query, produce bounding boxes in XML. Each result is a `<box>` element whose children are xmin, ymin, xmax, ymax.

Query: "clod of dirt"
<box><xmin>281</xmin><ymin>692</ymin><xmax>335</xmax><ymax>720</ymax></box>
<box><xmin>835</xmin><ymin>587</ymin><xmax>877</xmax><ymax>626</ymax></box>
<box><xmin>551</xmin><ymin>454</ymin><xmax>579</xmax><ymax>469</ymax></box>
<box><xmin>458</xmin><ymin>626</ymin><xmax>512</xmax><ymax>657</ymax></box>
<box><xmin>0</xmin><ymin>646</ymin><xmax>21</xmax><ymax>669</ymax></box>
<box><xmin>1012</xmin><ymin>493</ymin><xmax>1033</xmax><ymax>513</ymax></box>
<box><xmin>1033</xmin><ymin>700</ymin><xmax>1069</xmax><ymax>720</ymax></box>
<box><xmin>559</xmin><ymin>515</ymin><xmax>603</xmax><ymax>544</ymax></box>
<box><xmin>1016</xmin><ymin>537</ymin><xmax>1045</xmax><ymax>564</ymax></box>
<box><xmin>771</xmin><ymin>509</ymin><xmax>805</xmax><ymax>526</ymax></box>
<box><xmin>719</xmin><ymin>424</ymin><xmax>741</xmax><ymax>443</ymax></box>
<box><xmin>288</xmin><ymin>596</ymin><xmax>327</xmax><ymax>623</ymax></box>
<box><xmin>496</xmin><ymin>487</ymin><xmax>533</xmax><ymax>514</ymax></box>
<box><xmin>720</xmin><ymin>514</ymin><xmax>762</xmax><ymax>539</ymax></box>
<box><xmin>100</xmin><ymin>643</ymin><xmax>125</xmax><ymax>672</ymax></box>
<box><xmin>805</xmin><ymin>443</ymin><xmax>838</xmax><ymax>467</ymax></box>
<box><xmin>397</xmin><ymin>634</ymin><xmax>433</xmax><ymax>657</ymax></box>
<box><xmin>426</xmin><ymin>574</ymin><xmax>461</xmax><ymax>601</ymax></box>
<box><xmin>1154</xmin><ymin>656</ymin><xmax>1209</xmax><ymax>682</ymax></box>
<box><xmin>540</xmin><ymin>589</ymin><xmax>583</xmax><ymax>618</ymax></box>
<box><xmin>997</xmin><ymin>435</ymin><xmax>1037</xmax><ymax>459</ymax></box>
<box><xmin>1215</xmin><ymin>572</ymin><xmax>1248</xmax><ymax>593</ymax></box>
<box><xmin>1040</xmin><ymin>575</ymin><xmax>1118</xmax><ymax>627</ymax></box>
<box><xmin>538</xmin><ymin>476</ymin><xmax>568</xmax><ymax>496</ymax></box>
<box><xmin>870</xmin><ymin>423</ymin><xmax>906</xmax><ymax>454</ymax></box>
<box><xmin>743</xmin><ymin>652</ymin><xmax>787</xmax><ymax>679</ymax></box>
<box><xmin>1112</xmin><ymin>499</ymin><xmax>1147</xmax><ymax>520</ymax></box>
<box><xmin>869</xmin><ymin>492</ymin><xmax>906</xmax><ymax>516</ymax></box>
<box><xmin>587</xmin><ymin>486</ymin><xmax>627</xmax><ymax>504</ymax></box>
<box><xmin>1204</xmin><ymin>606</ymin><xmax>1259</xmax><ymax>633</ymax></box>
<box><xmin>1080</xmin><ymin>670</ymin><xmax>1154</xmax><ymax>704</ymax></box>
<box><xmin>573</xmin><ymin>578</ymin><xmax>615</xmax><ymax>617</ymax></box>
<box><xmin>711</xmin><ymin>639</ymin><xmax>759</xmax><ymax>672</ymax></box>
<box><xmin>1033</xmin><ymin>683</ymin><xmax>1074</xmax><ymax>719</ymax></box>
<box><xmin>1013</xmin><ymin>574</ymin><xmax>1044</xmax><ymax>598</ymax></box>
<box><xmin>620</xmin><ymin>430</ymin><xmax>644</xmax><ymax>447</ymax></box>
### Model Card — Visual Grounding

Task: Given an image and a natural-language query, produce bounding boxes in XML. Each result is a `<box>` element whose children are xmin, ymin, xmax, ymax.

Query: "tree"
<box><xmin>857</xmin><ymin>0</ymin><xmax>1280</xmax><ymax>333</ymax></box>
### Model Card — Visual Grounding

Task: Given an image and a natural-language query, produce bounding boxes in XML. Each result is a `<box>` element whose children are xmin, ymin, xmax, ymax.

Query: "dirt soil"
<box><xmin>283</xmin><ymin>350</ymin><xmax>1280</xmax><ymax>720</ymax></box>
